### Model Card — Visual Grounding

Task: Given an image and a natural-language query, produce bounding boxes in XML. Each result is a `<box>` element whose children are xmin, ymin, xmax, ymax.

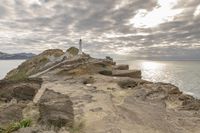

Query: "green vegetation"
<box><xmin>7</xmin><ymin>70</ymin><xmax>28</xmax><ymax>81</ymax></box>
<box><xmin>67</xmin><ymin>47</ymin><xmax>79</xmax><ymax>56</ymax></box>
<box><xmin>0</xmin><ymin>119</ymin><xmax>32</xmax><ymax>133</ymax></box>
<box><xmin>39</xmin><ymin>57</ymin><xmax>49</xmax><ymax>63</ymax></box>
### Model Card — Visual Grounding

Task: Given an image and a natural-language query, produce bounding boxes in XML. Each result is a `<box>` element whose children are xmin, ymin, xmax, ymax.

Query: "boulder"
<box><xmin>12</xmin><ymin>85</ymin><xmax>38</xmax><ymax>101</ymax></box>
<box><xmin>0</xmin><ymin>103</ymin><xmax>26</xmax><ymax>128</ymax></box>
<box><xmin>0</xmin><ymin>79</ymin><xmax>42</xmax><ymax>102</ymax></box>
<box><xmin>113</xmin><ymin>64</ymin><xmax>129</xmax><ymax>70</ymax></box>
<box><xmin>39</xmin><ymin>90</ymin><xmax>74</xmax><ymax>128</ymax></box>
<box><xmin>112</xmin><ymin>70</ymin><xmax>141</xmax><ymax>78</ymax></box>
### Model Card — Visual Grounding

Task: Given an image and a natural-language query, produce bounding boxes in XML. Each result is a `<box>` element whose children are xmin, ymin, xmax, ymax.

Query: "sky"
<box><xmin>0</xmin><ymin>0</ymin><xmax>200</xmax><ymax>60</ymax></box>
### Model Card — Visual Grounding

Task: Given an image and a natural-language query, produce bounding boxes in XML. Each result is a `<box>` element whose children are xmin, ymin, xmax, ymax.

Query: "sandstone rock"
<box><xmin>13</xmin><ymin>85</ymin><xmax>38</xmax><ymax>101</ymax></box>
<box><xmin>98</xmin><ymin>70</ymin><xmax>112</xmax><ymax>76</ymax></box>
<box><xmin>113</xmin><ymin>64</ymin><xmax>129</xmax><ymax>70</ymax></box>
<box><xmin>13</xmin><ymin>127</ymin><xmax>40</xmax><ymax>133</ymax></box>
<box><xmin>112</xmin><ymin>70</ymin><xmax>141</xmax><ymax>78</ymax></box>
<box><xmin>180</xmin><ymin>96</ymin><xmax>200</xmax><ymax>111</ymax></box>
<box><xmin>2</xmin><ymin>48</ymin><xmax>200</xmax><ymax>133</ymax></box>
<box><xmin>117</xmin><ymin>79</ymin><xmax>138</xmax><ymax>89</ymax></box>
<box><xmin>39</xmin><ymin>90</ymin><xmax>74</xmax><ymax>128</ymax></box>
<box><xmin>0</xmin><ymin>103</ymin><xmax>26</xmax><ymax>128</ymax></box>
<box><xmin>0</xmin><ymin>79</ymin><xmax>42</xmax><ymax>102</ymax></box>
<box><xmin>13</xmin><ymin>127</ymin><xmax>66</xmax><ymax>133</ymax></box>
<box><xmin>6</xmin><ymin>49</ymin><xmax>64</xmax><ymax>80</ymax></box>
<box><xmin>22</xmin><ymin>102</ymin><xmax>40</xmax><ymax>125</ymax></box>
<box><xmin>83</xmin><ymin>76</ymin><xmax>95</xmax><ymax>84</ymax></box>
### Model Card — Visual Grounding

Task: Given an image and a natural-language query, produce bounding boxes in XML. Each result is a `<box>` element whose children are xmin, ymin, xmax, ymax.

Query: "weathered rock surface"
<box><xmin>13</xmin><ymin>127</ymin><xmax>70</xmax><ymax>133</ymax></box>
<box><xmin>5</xmin><ymin>49</ymin><xmax>64</xmax><ymax>80</ymax></box>
<box><xmin>0</xmin><ymin>103</ymin><xmax>26</xmax><ymax>128</ymax></box>
<box><xmin>38</xmin><ymin>89</ymin><xmax>74</xmax><ymax>128</ymax></box>
<box><xmin>13</xmin><ymin>127</ymin><xmax>41</xmax><ymax>133</ymax></box>
<box><xmin>0</xmin><ymin>78</ymin><xmax>42</xmax><ymax>102</ymax></box>
<box><xmin>117</xmin><ymin>77</ymin><xmax>150</xmax><ymax>89</ymax></box>
<box><xmin>112</xmin><ymin>70</ymin><xmax>142</xmax><ymax>78</ymax></box>
<box><xmin>1</xmin><ymin>48</ymin><xmax>200</xmax><ymax>133</ymax></box>
<box><xmin>113</xmin><ymin>64</ymin><xmax>129</xmax><ymax>70</ymax></box>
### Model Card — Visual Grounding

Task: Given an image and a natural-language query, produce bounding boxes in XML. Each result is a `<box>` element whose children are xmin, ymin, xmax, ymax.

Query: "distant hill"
<box><xmin>0</xmin><ymin>52</ymin><xmax>36</xmax><ymax>60</ymax></box>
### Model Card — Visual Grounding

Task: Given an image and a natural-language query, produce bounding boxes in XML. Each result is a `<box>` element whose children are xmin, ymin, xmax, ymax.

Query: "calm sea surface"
<box><xmin>0</xmin><ymin>60</ymin><xmax>25</xmax><ymax>80</ymax></box>
<box><xmin>0</xmin><ymin>60</ymin><xmax>200</xmax><ymax>98</ymax></box>
<box><xmin>117</xmin><ymin>60</ymin><xmax>200</xmax><ymax>98</ymax></box>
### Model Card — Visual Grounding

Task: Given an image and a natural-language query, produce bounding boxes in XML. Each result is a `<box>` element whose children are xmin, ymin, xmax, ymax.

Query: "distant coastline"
<box><xmin>0</xmin><ymin>51</ymin><xmax>35</xmax><ymax>60</ymax></box>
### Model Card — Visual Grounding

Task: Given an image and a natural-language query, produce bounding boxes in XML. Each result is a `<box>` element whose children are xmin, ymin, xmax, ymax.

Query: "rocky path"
<box><xmin>32</xmin><ymin>73</ymin><xmax>200</xmax><ymax>133</ymax></box>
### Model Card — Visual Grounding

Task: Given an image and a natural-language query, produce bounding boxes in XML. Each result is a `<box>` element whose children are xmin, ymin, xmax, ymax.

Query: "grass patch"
<box><xmin>7</xmin><ymin>70</ymin><xmax>28</xmax><ymax>81</ymax></box>
<box><xmin>0</xmin><ymin>119</ymin><xmax>32</xmax><ymax>133</ymax></box>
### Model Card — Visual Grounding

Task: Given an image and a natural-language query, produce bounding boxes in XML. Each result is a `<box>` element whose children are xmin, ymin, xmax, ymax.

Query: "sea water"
<box><xmin>117</xmin><ymin>60</ymin><xmax>200</xmax><ymax>98</ymax></box>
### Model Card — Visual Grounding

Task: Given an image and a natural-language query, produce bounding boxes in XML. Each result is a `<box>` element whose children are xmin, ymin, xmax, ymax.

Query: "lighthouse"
<box><xmin>79</xmin><ymin>39</ymin><xmax>83</xmax><ymax>54</ymax></box>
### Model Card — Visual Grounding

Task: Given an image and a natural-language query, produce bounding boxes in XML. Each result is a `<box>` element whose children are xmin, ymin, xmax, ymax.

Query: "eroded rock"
<box><xmin>117</xmin><ymin>78</ymin><xmax>149</xmax><ymax>89</ymax></box>
<box><xmin>0</xmin><ymin>103</ymin><xmax>26</xmax><ymax>128</ymax></box>
<box><xmin>0</xmin><ymin>78</ymin><xmax>42</xmax><ymax>102</ymax></box>
<box><xmin>113</xmin><ymin>64</ymin><xmax>129</xmax><ymax>70</ymax></box>
<box><xmin>39</xmin><ymin>89</ymin><xmax>74</xmax><ymax>128</ymax></box>
<box><xmin>112</xmin><ymin>70</ymin><xmax>141</xmax><ymax>78</ymax></box>
<box><xmin>83</xmin><ymin>76</ymin><xmax>95</xmax><ymax>84</ymax></box>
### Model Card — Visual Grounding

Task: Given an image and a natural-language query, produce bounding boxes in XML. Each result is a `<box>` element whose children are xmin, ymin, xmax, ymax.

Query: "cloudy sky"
<box><xmin>0</xmin><ymin>0</ymin><xmax>200</xmax><ymax>60</ymax></box>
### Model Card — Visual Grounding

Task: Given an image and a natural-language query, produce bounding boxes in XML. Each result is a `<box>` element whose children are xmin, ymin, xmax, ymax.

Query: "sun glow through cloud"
<box><xmin>194</xmin><ymin>5</ymin><xmax>200</xmax><ymax>17</ymax></box>
<box><xmin>130</xmin><ymin>0</ymin><xmax>183</xmax><ymax>28</ymax></box>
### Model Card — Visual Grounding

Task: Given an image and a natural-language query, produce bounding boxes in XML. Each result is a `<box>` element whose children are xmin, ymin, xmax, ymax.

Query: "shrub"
<box><xmin>1</xmin><ymin>119</ymin><xmax>32</xmax><ymax>133</ymax></box>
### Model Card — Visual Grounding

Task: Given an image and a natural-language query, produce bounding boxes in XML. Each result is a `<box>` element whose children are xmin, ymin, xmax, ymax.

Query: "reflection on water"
<box><xmin>117</xmin><ymin>60</ymin><xmax>200</xmax><ymax>98</ymax></box>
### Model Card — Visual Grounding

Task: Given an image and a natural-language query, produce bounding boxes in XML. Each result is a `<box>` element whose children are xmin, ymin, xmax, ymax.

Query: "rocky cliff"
<box><xmin>1</xmin><ymin>48</ymin><xmax>200</xmax><ymax>133</ymax></box>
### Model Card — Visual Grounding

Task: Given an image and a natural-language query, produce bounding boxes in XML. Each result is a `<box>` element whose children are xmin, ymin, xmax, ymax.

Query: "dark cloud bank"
<box><xmin>0</xmin><ymin>0</ymin><xmax>200</xmax><ymax>60</ymax></box>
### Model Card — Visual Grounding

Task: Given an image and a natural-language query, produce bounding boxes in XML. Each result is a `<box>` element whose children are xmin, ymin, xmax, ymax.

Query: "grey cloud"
<box><xmin>0</xmin><ymin>0</ymin><xmax>199</xmax><ymax>60</ymax></box>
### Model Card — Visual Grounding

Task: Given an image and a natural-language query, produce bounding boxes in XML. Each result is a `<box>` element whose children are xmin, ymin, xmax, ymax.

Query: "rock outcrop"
<box><xmin>38</xmin><ymin>89</ymin><xmax>74</xmax><ymax>128</ymax></box>
<box><xmin>0</xmin><ymin>78</ymin><xmax>42</xmax><ymax>102</ymax></box>
<box><xmin>112</xmin><ymin>70</ymin><xmax>142</xmax><ymax>78</ymax></box>
<box><xmin>5</xmin><ymin>49</ymin><xmax>64</xmax><ymax>80</ymax></box>
<box><xmin>113</xmin><ymin>64</ymin><xmax>129</xmax><ymax>70</ymax></box>
<box><xmin>1</xmin><ymin>47</ymin><xmax>200</xmax><ymax>133</ymax></box>
<box><xmin>0</xmin><ymin>103</ymin><xmax>26</xmax><ymax>128</ymax></box>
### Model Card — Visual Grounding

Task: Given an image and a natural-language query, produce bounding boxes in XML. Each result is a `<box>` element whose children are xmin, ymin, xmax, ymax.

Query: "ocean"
<box><xmin>0</xmin><ymin>60</ymin><xmax>25</xmax><ymax>80</ymax></box>
<box><xmin>117</xmin><ymin>60</ymin><xmax>200</xmax><ymax>98</ymax></box>
<box><xmin>0</xmin><ymin>60</ymin><xmax>200</xmax><ymax>98</ymax></box>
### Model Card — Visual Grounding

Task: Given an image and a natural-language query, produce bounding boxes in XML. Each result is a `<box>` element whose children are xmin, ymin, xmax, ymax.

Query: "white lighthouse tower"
<box><xmin>79</xmin><ymin>39</ymin><xmax>83</xmax><ymax>54</ymax></box>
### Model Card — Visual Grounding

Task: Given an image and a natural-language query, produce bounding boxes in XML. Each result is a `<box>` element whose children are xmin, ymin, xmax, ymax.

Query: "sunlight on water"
<box><xmin>141</xmin><ymin>61</ymin><xmax>164</xmax><ymax>70</ymax></box>
<box><xmin>117</xmin><ymin>60</ymin><xmax>200</xmax><ymax>98</ymax></box>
